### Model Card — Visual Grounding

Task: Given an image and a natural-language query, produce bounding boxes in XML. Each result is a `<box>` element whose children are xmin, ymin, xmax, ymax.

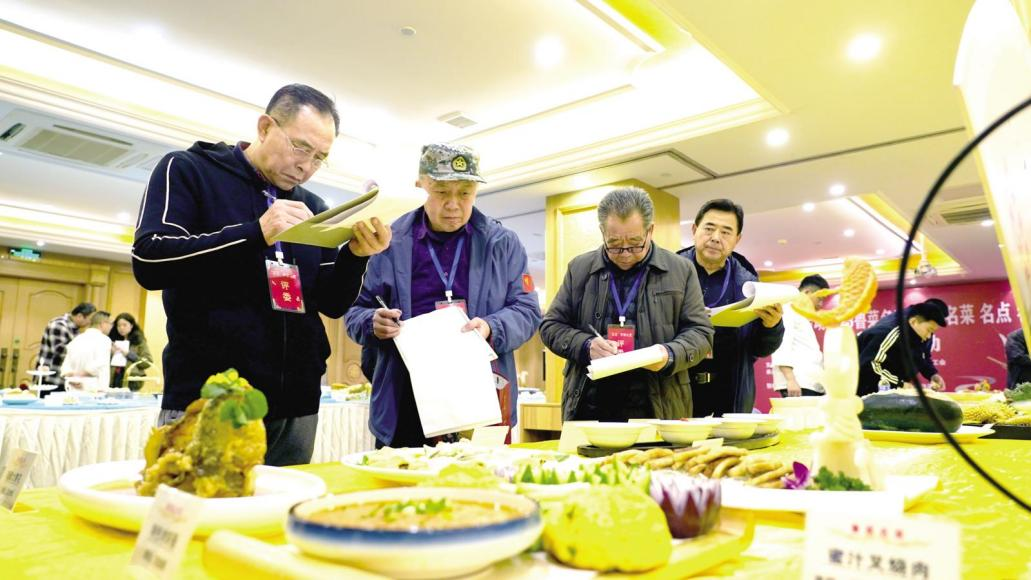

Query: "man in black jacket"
<box><xmin>678</xmin><ymin>199</ymin><xmax>784</xmax><ymax>416</ymax></box>
<box><xmin>132</xmin><ymin>84</ymin><xmax>390</xmax><ymax>466</ymax></box>
<box><xmin>856</xmin><ymin>302</ymin><xmax>947</xmax><ymax>396</ymax></box>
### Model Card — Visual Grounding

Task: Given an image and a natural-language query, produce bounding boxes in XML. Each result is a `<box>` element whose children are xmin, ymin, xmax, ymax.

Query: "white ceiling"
<box><xmin>0</xmin><ymin>0</ymin><xmax>1011</xmax><ymax>293</ymax></box>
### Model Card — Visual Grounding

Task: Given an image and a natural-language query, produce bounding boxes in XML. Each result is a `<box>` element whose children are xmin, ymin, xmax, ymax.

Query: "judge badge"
<box><xmin>266</xmin><ymin>260</ymin><xmax>305</xmax><ymax>313</ymax></box>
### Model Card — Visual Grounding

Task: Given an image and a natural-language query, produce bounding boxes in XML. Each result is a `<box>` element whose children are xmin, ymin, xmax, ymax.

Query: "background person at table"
<box><xmin>771</xmin><ymin>274</ymin><xmax>829</xmax><ymax>397</ymax></box>
<box><xmin>915</xmin><ymin>297</ymin><xmax>949</xmax><ymax>391</ymax></box>
<box><xmin>37</xmin><ymin>302</ymin><xmax>96</xmax><ymax>392</ymax></box>
<box><xmin>540</xmin><ymin>187</ymin><xmax>713</xmax><ymax>421</ymax></box>
<box><xmin>856</xmin><ymin>301</ymin><xmax>947</xmax><ymax>396</ymax></box>
<box><xmin>677</xmin><ymin>199</ymin><xmax>784</xmax><ymax>416</ymax></box>
<box><xmin>61</xmin><ymin>311</ymin><xmax>113</xmax><ymax>392</ymax></box>
<box><xmin>1005</xmin><ymin>328</ymin><xmax>1031</xmax><ymax>388</ymax></box>
<box><xmin>107</xmin><ymin>313</ymin><xmax>152</xmax><ymax>391</ymax></box>
<box><xmin>345</xmin><ymin>143</ymin><xmax>541</xmax><ymax>448</ymax></box>
<box><xmin>132</xmin><ymin>84</ymin><xmax>390</xmax><ymax>466</ymax></box>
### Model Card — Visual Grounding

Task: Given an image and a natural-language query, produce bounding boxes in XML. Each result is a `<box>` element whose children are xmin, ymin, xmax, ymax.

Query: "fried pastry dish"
<box><xmin>137</xmin><ymin>369</ymin><xmax>268</xmax><ymax>498</ymax></box>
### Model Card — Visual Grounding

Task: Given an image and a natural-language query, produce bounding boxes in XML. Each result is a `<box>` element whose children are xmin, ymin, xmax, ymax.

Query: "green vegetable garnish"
<box><xmin>812</xmin><ymin>467</ymin><xmax>871</xmax><ymax>491</ymax></box>
<box><xmin>200</xmin><ymin>368</ymin><xmax>268</xmax><ymax>428</ymax></box>
<box><xmin>1005</xmin><ymin>382</ymin><xmax>1031</xmax><ymax>402</ymax></box>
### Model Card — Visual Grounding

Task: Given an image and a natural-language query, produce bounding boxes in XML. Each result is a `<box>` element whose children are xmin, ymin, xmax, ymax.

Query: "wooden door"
<box><xmin>0</xmin><ymin>278</ymin><xmax>19</xmax><ymax>388</ymax></box>
<box><xmin>0</xmin><ymin>276</ymin><xmax>84</xmax><ymax>388</ymax></box>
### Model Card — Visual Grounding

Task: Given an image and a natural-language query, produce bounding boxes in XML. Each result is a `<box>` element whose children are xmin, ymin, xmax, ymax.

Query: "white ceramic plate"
<box><xmin>721</xmin><ymin>475</ymin><xmax>939</xmax><ymax>514</ymax></box>
<box><xmin>861</xmin><ymin>424</ymin><xmax>994</xmax><ymax>444</ymax></box>
<box><xmin>340</xmin><ymin>451</ymin><xmax>439</xmax><ymax>483</ymax></box>
<box><xmin>58</xmin><ymin>460</ymin><xmax>326</xmax><ymax>536</ymax></box>
<box><xmin>1</xmin><ymin>397</ymin><xmax>36</xmax><ymax>405</ymax></box>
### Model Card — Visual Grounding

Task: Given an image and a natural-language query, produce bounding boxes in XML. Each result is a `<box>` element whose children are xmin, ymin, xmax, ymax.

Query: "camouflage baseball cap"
<box><xmin>418</xmin><ymin>143</ymin><xmax>486</xmax><ymax>183</ymax></box>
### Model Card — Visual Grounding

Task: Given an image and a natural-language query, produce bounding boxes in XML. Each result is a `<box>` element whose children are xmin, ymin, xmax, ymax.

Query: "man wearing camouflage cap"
<box><xmin>346</xmin><ymin>143</ymin><xmax>542</xmax><ymax>447</ymax></box>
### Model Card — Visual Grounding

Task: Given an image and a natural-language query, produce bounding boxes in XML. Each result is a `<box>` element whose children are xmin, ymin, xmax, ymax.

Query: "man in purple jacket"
<box><xmin>345</xmin><ymin>143</ymin><xmax>542</xmax><ymax>448</ymax></box>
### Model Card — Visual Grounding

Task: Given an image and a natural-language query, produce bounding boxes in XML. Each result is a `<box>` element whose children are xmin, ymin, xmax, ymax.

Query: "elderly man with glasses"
<box><xmin>541</xmin><ymin>187</ymin><xmax>713</xmax><ymax>421</ymax></box>
<box><xmin>132</xmin><ymin>84</ymin><xmax>391</xmax><ymax>466</ymax></box>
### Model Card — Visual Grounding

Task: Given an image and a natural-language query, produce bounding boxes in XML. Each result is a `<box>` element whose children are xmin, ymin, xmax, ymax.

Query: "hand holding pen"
<box><xmin>587</xmin><ymin>323</ymin><xmax>620</xmax><ymax>360</ymax></box>
<box><xmin>373</xmin><ymin>295</ymin><xmax>403</xmax><ymax>340</ymax></box>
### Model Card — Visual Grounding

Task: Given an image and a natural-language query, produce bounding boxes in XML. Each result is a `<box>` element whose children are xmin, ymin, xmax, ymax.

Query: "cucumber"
<box><xmin>859</xmin><ymin>391</ymin><xmax>963</xmax><ymax>433</ymax></box>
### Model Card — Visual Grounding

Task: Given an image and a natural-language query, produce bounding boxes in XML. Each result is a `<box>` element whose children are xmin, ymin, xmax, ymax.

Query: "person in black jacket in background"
<box><xmin>132</xmin><ymin>84</ymin><xmax>391</xmax><ymax>466</ymax></box>
<box><xmin>1005</xmin><ymin>328</ymin><xmax>1031</xmax><ymax>389</ymax></box>
<box><xmin>856</xmin><ymin>302</ymin><xmax>947</xmax><ymax>396</ymax></box>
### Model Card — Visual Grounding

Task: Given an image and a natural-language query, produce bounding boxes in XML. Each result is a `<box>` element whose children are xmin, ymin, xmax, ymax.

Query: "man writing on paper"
<box><xmin>771</xmin><ymin>275</ymin><xmax>829</xmax><ymax>397</ymax></box>
<box><xmin>540</xmin><ymin>187</ymin><xmax>713</xmax><ymax>421</ymax></box>
<box><xmin>677</xmin><ymin>199</ymin><xmax>784</xmax><ymax>416</ymax></box>
<box><xmin>345</xmin><ymin>143</ymin><xmax>542</xmax><ymax>447</ymax></box>
<box><xmin>133</xmin><ymin>84</ymin><xmax>391</xmax><ymax>466</ymax></box>
<box><xmin>856</xmin><ymin>301</ymin><xmax>948</xmax><ymax>396</ymax></box>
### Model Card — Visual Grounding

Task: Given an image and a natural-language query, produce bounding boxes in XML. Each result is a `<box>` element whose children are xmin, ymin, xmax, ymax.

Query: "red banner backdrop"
<box><xmin>754</xmin><ymin>280</ymin><xmax>1019</xmax><ymax>412</ymax></box>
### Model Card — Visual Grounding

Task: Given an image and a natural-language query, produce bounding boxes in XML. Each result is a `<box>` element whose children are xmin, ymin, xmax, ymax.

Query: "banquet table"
<box><xmin>1</xmin><ymin>431</ymin><xmax>1028</xmax><ymax>579</ymax></box>
<box><xmin>0</xmin><ymin>397</ymin><xmax>374</xmax><ymax>488</ymax></box>
<box><xmin>0</xmin><ymin>400</ymin><xmax>161</xmax><ymax>488</ymax></box>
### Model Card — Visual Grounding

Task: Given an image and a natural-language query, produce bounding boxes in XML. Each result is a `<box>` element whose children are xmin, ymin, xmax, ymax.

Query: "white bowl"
<box><xmin>652</xmin><ymin>419</ymin><xmax>719</xmax><ymax>445</ymax></box>
<box><xmin>722</xmin><ymin>413</ymin><xmax>785</xmax><ymax>436</ymax></box>
<box><xmin>286</xmin><ymin>487</ymin><xmax>542</xmax><ymax>579</ymax></box>
<box><xmin>769</xmin><ymin>397</ymin><xmax>824</xmax><ymax>430</ymax></box>
<box><xmin>579</xmin><ymin>422</ymin><xmax>647</xmax><ymax>449</ymax></box>
<box><xmin>712</xmin><ymin>417</ymin><xmax>762</xmax><ymax>439</ymax></box>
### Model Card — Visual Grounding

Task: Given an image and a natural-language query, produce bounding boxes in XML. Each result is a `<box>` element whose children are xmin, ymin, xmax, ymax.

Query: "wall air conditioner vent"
<box><xmin>926</xmin><ymin>196</ymin><xmax>992</xmax><ymax>226</ymax></box>
<box><xmin>0</xmin><ymin>108</ymin><xmax>174</xmax><ymax>182</ymax></box>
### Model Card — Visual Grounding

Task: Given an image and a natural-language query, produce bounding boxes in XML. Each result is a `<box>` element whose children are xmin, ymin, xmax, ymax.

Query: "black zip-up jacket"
<box><xmin>132</xmin><ymin>141</ymin><xmax>369</xmax><ymax>419</ymax></box>
<box><xmin>856</xmin><ymin>312</ymin><xmax>924</xmax><ymax>396</ymax></box>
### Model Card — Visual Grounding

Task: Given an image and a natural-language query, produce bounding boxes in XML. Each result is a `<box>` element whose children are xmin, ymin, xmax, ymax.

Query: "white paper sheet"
<box><xmin>110</xmin><ymin>340</ymin><xmax>129</xmax><ymax>367</ymax></box>
<box><xmin>272</xmin><ymin>187</ymin><xmax>426</xmax><ymax>248</ymax></box>
<box><xmin>586</xmin><ymin>344</ymin><xmax>667</xmax><ymax>380</ymax></box>
<box><xmin>708</xmin><ymin>281</ymin><xmax>800</xmax><ymax>327</ymax></box>
<box><xmin>392</xmin><ymin>306</ymin><xmax>501</xmax><ymax>438</ymax></box>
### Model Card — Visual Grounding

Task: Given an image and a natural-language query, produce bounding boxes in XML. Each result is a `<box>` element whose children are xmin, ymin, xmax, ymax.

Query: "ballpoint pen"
<box><xmin>375</xmin><ymin>295</ymin><xmax>401</xmax><ymax>327</ymax></box>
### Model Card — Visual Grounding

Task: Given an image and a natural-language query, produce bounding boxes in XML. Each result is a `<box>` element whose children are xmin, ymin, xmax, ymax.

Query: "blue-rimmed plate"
<box><xmin>286</xmin><ymin>487</ymin><xmax>542</xmax><ymax>579</ymax></box>
<box><xmin>1</xmin><ymin>396</ymin><xmax>37</xmax><ymax>406</ymax></box>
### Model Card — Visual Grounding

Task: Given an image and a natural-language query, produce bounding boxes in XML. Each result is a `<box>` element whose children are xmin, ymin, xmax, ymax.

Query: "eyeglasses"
<box><xmin>605</xmin><ymin>243</ymin><xmax>647</xmax><ymax>255</ymax></box>
<box><xmin>269</xmin><ymin>116</ymin><xmax>329</xmax><ymax>169</ymax></box>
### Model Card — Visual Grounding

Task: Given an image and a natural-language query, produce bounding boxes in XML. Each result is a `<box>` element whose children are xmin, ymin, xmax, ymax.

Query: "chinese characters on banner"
<box><xmin>754</xmin><ymin>280</ymin><xmax>1019</xmax><ymax>412</ymax></box>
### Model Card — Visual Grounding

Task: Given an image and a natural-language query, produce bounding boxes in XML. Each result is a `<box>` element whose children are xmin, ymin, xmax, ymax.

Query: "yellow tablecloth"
<box><xmin>1</xmin><ymin>432</ymin><xmax>1029</xmax><ymax>579</ymax></box>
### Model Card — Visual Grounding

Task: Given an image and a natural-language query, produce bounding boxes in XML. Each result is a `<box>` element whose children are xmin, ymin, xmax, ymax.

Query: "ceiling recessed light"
<box><xmin>847</xmin><ymin>34</ymin><xmax>882</xmax><ymax>62</ymax></box>
<box><xmin>534</xmin><ymin>36</ymin><xmax>565</xmax><ymax>69</ymax></box>
<box><xmin>117</xmin><ymin>211</ymin><xmax>133</xmax><ymax>222</ymax></box>
<box><xmin>980</xmin><ymin>219</ymin><xmax>994</xmax><ymax>227</ymax></box>
<box><xmin>829</xmin><ymin>183</ymin><xmax>847</xmax><ymax>197</ymax></box>
<box><xmin>763</xmin><ymin>260</ymin><xmax>774</xmax><ymax>267</ymax></box>
<box><xmin>802</xmin><ymin>202</ymin><xmax>815</xmax><ymax>212</ymax></box>
<box><xmin>36</xmin><ymin>240</ymin><xmax>46</xmax><ymax>247</ymax></box>
<box><xmin>400</xmin><ymin>26</ymin><xmax>417</xmax><ymax>36</ymax></box>
<box><xmin>843</xmin><ymin>228</ymin><xmax>856</xmax><ymax>238</ymax></box>
<box><xmin>875</xmin><ymin>248</ymin><xmax>885</xmax><ymax>255</ymax></box>
<box><xmin>765</xmin><ymin>128</ymin><xmax>790</xmax><ymax>147</ymax></box>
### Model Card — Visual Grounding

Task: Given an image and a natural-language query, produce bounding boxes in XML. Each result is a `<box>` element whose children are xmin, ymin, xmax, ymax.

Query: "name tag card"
<box><xmin>129</xmin><ymin>484</ymin><xmax>203</xmax><ymax>579</ymax></box>
<box><xmin>557</xmin><ymin>420</ymin><xmax>597</xmax><ymax>453</ymax></box>
<box><xmin>471</xmin><ymin>425</ymin><xmax>509</xmax><ymax>447</ymax></box>
<box><xmin>803</xmin><ymin>512</ymin><xmax>960</xmax><ymax>580</ymax></box>
<box><xmin>0</xmin><ymin>449</ymin><xmax>38</xmax><ymax>511</ymax></box>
